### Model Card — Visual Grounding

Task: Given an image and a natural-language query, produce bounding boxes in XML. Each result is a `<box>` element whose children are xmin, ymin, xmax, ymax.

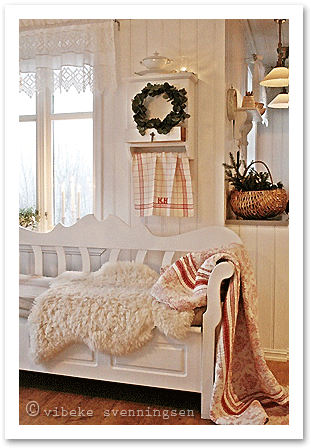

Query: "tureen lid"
<box><xmin>142</xmin><ymin>52</ymin><xmax>169</xmax><ymax>61</ymax></box>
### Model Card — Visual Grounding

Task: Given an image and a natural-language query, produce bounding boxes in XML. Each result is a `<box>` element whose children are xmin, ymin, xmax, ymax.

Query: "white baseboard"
<box><xmin>264</xmin><ymin>348</ymin><xmax>289</xmax><ymax>362</ymax></box>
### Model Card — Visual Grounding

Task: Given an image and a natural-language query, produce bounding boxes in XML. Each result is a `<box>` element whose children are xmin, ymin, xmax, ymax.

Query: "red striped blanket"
<box><xmin>151</xmin><ymin>243</ymin><xmax>289</xmax><ymax>425</ymax></box>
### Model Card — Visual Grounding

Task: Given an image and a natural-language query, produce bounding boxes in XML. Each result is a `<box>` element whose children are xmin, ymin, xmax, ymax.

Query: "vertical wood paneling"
<box><xmin>281</xmin><ymin>110</ymin><xmax>289</xmax><ymax>192</ymax></box>
<box><xmin>162</xmin><ymin>20</ymin><xmax>181</xmax><ymax>66</ymax></box>
<box><xmin>212</xmin><ymin>20</ymin><xmax>226</xmax><ymax>225</ymax></box>
<box><xmin>180</xmin><ymin>20</ymin><xmax>198</xmax><ymax>74</ymax></box>
<box><xmin>116</xmin><ymin>19</ymin><xmax>226</xmax><ymax>234</ymax></box>
<box><xmin>146</xmin><ymin>20</ymin><xmax>163</xmax><ymax>55</ymax></box>
<box><xmin>178</xmin><ymin>20</ymin><xmax>199</xmax><ymax>235</ymax></box>
<box><xmin>130</xmin><ymin>20</ymin><xmax>148</xmax><ymax>75</ymax></box>
<box><xmin>197</xmin><ymin>20</ymin><xmax>218</xmax><ymax>227</ymax></box>
<box><xmin>115</xmin><ymin>20</ymin><xmax>132</xmax><ymax>224</ymax></box>
<box><xmin>239</xmin><ymin>226</ymin><xmax>258</xmax><ymax>277</ymax></box>
<box><xmin>232</xmin><ymin>225</ymin><xmax>289</xmax><ymax>354</ymax></box>
<box><xmin>274</xmin><ymin>227</ymin><xmax>289</xmax><ymax>350</ymax></box>
<box><xmin>101</xmin><ymin>19</ymin><xmax>289</xmax><ymax>356</ymax></box>
<box><xmin>256</xmin><ymin>227</ymin><xmax>275</xmax><ymax>349</ymax></box>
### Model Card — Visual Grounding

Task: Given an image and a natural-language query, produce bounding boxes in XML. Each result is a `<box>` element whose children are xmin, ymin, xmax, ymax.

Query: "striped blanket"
<box><xmin>151</xmin><ymin>243</ymin><xmax>289</xmax><ymax>425</ymax></box>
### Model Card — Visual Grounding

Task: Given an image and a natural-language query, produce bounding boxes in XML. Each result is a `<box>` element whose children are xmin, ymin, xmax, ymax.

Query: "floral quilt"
<box><xmin>151</xmin><ymin>243</ymin><xmax>289</xmax><ymax>425</ymax></box>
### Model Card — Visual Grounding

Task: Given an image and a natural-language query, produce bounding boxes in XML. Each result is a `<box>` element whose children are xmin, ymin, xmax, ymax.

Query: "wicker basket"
<box><xmin>229</xmin><ymin>161</ymin><xmax>288</xmax><ymax>220</ymax></box>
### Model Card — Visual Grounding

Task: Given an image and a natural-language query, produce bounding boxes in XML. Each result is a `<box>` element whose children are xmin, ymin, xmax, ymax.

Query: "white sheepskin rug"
<box><xmin>28</xmin><ymin>261</ymin><xmax>194</xmax><ymax>363</ymax></box>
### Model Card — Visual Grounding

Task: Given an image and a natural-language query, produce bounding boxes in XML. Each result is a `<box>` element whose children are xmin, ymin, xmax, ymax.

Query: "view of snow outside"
<box><xmin>19</xmin><ymin>88</ymin><xmax>93</xmax><ymax>228</ymax></box>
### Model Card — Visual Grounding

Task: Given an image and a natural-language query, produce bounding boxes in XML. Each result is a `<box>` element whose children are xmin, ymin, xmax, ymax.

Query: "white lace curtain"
<box><xmin>19</xmin><ymin>20</ymin><xmax>117</xmax><ymax>97</ymax></box>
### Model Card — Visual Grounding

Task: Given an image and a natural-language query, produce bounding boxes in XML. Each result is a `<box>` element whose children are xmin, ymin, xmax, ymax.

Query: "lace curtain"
<box><xmin>19</xmin><ymin>20</ymin><xmax>117</xmax><ymax>97</ymax></box>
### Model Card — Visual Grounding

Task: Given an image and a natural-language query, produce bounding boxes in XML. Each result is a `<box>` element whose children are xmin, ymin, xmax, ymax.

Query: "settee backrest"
<box><xmin>19</xmin><ymin>214</ymin><xmax>242</xmax><ymax>277</ymax></box>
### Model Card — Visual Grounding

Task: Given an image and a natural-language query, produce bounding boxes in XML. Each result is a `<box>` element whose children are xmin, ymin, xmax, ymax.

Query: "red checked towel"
<box><xmin>132</xmin><ymin>151</ymin><xmax>194</xmax><ymax>217</ymax></box>
<box><xmin>151</xmin><ymin>243</ymin><xmax>289</xmax><ymax>425</ymax></box>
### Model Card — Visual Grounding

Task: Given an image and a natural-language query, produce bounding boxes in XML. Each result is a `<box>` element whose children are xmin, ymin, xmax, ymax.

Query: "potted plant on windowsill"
<box><xmin>19</xmin><ymin>207</ymin><xmax>41</xmax><ymax>229</ymax></box>
<box><xmin>223</xmin><ymin>151</ymin><xmax>288</xmax><ymax>220</ymax></box>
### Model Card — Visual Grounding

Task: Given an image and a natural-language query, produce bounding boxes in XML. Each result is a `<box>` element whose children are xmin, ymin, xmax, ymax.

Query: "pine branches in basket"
<box><xmin>223</xmin><ymin>152</ymin><xmax>288</xmax><ymax>220</ymax></box>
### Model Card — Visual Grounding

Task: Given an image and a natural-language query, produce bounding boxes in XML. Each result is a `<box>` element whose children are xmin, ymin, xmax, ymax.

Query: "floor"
<box><xmin>19</xmin><ymin>360</ymin><xmax>289</xmax><ymax>425</ymax></box>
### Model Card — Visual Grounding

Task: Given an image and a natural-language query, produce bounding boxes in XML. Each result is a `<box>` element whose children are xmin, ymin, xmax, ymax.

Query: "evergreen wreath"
<box><xmin>132</xmin><ymin>82</ymin><xmax>190</xmax><ymax>136</ymax></box>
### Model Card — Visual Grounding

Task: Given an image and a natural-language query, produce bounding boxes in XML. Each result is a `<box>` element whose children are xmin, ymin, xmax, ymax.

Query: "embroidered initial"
<box><xmin>157</xmin><ymin>197</ymin><xmax>168</xmax><ymax>204</ymax></box>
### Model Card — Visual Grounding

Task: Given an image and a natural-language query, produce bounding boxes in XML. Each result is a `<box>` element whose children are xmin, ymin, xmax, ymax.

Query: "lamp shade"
<box><xmin>260</xmin><ymin>66</ymin><xmax>289</xmax><ymax>87</ymax></box>
<box><xmin>268</xmin><ymin>92</ymin><xmax>289</xmax><ymax>108</ymax></box>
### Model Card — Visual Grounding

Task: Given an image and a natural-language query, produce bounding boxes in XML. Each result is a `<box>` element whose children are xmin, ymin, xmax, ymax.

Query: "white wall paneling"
<box><xmin>99</xmin><ymin>19</ymin><xmax>289</xmax><ymax>358</ymax></box>
<box><xmin>274</xmin><ymin>226</ymin><xmax>289</xmax><ymax>352</ymax></box>
<box><xmin>224</xmin><ymin>20</ymin><xmax>289</xmax><ymax>358</ymax></box>
<box><xmin>227</xmin><ymin>224</ymin><xmax>289</xmax><ymax>359</ymax></box>
<box><xmin>106</xmin><ymin>19</ymin><xmax>226</xmax><ymax>235</ymax></box>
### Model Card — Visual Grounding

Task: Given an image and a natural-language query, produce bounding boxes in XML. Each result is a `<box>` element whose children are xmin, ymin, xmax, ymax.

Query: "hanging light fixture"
<box><xmin>260</xmin><ymin>19</ymin><xmax>289</xmax><ymax>87</ymax></box>
<box><xmin>268</xmin><ymin>87</ymin><xmax>289</xmax><ymax>108</ymax></box>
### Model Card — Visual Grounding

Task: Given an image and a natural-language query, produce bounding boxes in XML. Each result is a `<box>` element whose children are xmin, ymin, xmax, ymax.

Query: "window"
<box><xmin>19</xmin><ymin>92</ymin><xmax>36</xmax><ymax>210</ymax></box>
<box><xmin>19</xmin><ymin>19</ymin><xmax>117</xmax><ymax>231</ymax></box>
<box><xmin>246</xmin><ymin>64</ymin><xmax>256</xmax><ymax>165</ymax></box>
<box><xmin>19</xmin><ymin>84</ymin><xmax>94</xmax><ymax>230</ymax></box>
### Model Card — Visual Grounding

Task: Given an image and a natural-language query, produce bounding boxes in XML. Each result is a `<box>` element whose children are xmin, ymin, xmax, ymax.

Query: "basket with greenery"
<box><xmin>19</xmin><ymin>206</ymin><xmax>41</xmax><ymax>229</ymax></box>
<box><xmin>223</xmin><ymin>151</ymin><xmax>288</xmax><ymax>220</ymax></box>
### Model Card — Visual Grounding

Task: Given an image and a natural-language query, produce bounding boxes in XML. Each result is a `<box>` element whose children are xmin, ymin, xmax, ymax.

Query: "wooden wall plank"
<box><xmin>256</xmin><ymin>227</ymin><xmax>275</xmax><ymax>350</ymax></box>
<box><xmin>212</xmin><ymin>20</ymin><xmax>226</xmax><ymax>225</ymax></box>
<box><xmin>146</xmin><ymin>19</ymin><xmax>164</xmax><ymax>56</ymax></box>
<box><xmin>239</xmin><ymin>226</ymin><xmax>258</xmax><ymax>277</ymax></box>
<box><xmin>115</xmin><ymin>19</ymin><xmax>131</xmax><ymax>213</ymax></box>
<box><xmin>130</xmin><ymin>20</ymin><xmax>148</xmax><ymax>75</ymax></box>
<box><xmin>162</xmin><ymin>20</ymin><xmax>181</xmax><ymax>68</ymax></box>
<box><xmin>180</xmin><ymin>20</ymin><xmax>198</xmax><ymax>74</ymax></box>
<box><xmin>274</xmin><ymin>226</ymin><xmax>289</xmax><ymax>350</ymax></box>
<box><xmin>197</xmin><ymin>20</ymin><xmax>216</xmax><ymax>227</ymax></box>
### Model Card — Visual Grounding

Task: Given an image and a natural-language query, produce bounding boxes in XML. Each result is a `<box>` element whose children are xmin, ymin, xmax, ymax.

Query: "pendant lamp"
<box><xmin>260</xmin><ymin>19</ymin><xmax>289</xmax><ymax>88</ymax></box>
<box><xmin>268</xmin><ymin>87</ymin><xmax>289</xmax><ymax>108</ymax></box>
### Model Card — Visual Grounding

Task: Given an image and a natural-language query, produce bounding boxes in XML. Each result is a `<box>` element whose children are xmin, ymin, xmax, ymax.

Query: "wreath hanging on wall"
<box><xmin>131</xmin><ymin>82</ymin><xmax>190</xmax><ymax>136</ymax></box>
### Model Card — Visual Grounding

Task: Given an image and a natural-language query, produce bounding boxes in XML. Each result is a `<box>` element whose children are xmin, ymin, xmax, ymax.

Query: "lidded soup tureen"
<box><xmin>140</xmin><ymin>52</ymin><xmax>172</xmax><ymax>70</ymax></box>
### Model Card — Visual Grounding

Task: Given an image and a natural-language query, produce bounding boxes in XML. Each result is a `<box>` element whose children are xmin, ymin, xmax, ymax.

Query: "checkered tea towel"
<box><xmin>132</xmin><ymin>151</ymin><xmax>194</xmax><ymax>218</ymax></box>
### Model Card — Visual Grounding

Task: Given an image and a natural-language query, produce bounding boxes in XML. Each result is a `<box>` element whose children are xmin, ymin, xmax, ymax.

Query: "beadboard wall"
<box><xmin>100</xmin><ymin>19</ymin><xmax>289</xmax><ymax>359</ymax></box>
<box><xmin>227</xmin><ymin>224</ymin><xmax>289</xmax><ymax>361</ymax></box>
<box><xmin>225</xmin><ymin>20</ymin><xmax>289</xmax><ymax>360</ymax></box>
<box><xmin>102</xmin><ymin>19</ymin><xmax>226</xmax><ymax>234</ymax></box>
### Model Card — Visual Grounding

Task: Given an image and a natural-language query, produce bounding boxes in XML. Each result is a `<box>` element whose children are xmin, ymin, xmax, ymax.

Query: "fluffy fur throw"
<box><xmin>28</xmin><ymin>261</ymin><xmax>194</xmax><ymax>363</ymax></box>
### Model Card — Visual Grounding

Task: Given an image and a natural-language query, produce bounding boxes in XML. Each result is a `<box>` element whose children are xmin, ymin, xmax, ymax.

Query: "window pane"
<box><xmin>19</xmin><ymin>91</ymin><xmax>36</xmax><ymax>116</ymax></box>
<box><xmin>53</xmin><ymin>119</ymin><xmax>93</xmax><ymax>226</ymax></box>
<box><xmin>53</xmin><ymin>88</ymin><xmax>93</xmax><ymax>114</ymax></box>
<box><xmin>19</xmin><ymin>122</ymin><xmax>36</xmax><ymax>209</ymax></box>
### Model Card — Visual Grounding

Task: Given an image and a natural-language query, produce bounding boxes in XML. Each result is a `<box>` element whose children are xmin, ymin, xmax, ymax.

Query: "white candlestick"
<box><xmin>77</xmin><ymin>185</ymin><xmax>81</xmax><ymax>220</ymax></box>
<box><xmin>61</xmin><ymin>183</ymin><xmax>65</xmax><ymax>223</ymax></box>
<box><xmin>70</xmin><ymin>177</ymin><xmax>75</xmax><ymax>222</ymax></box>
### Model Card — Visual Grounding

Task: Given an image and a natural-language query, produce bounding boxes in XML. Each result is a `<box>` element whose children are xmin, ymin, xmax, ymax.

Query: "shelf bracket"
<box><xmin>234</xmin><ymin>108</ymin><xmax>262</xmax><ymax>156</ymax></box>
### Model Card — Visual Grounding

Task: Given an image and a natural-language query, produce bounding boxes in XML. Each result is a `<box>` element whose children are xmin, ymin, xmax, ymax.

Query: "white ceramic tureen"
<box><xmin>140</xmin><ymin>52</ymin><xmax>172</xmax><ymax>70</ymax></box>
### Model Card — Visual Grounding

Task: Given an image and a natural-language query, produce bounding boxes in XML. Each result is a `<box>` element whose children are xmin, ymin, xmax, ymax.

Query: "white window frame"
<box><xmin>19</xmin><ymin>88</ymin><xmax>104</xmax><ymax>232</ymax></box>
<box><xmin>246</xmin><ymin>64</ymin><xmax>257</xmax><ymax>165</ymax></box>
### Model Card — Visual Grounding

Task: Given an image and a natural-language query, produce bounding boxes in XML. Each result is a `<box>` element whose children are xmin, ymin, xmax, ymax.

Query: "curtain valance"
<box><xmin>19</xmin><ymin>20</ymin><xmax>117</xmax><ymax>97</ymax></box>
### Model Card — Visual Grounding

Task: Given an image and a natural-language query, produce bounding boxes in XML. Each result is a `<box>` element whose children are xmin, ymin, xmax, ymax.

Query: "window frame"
<box><xmin>19</xmin><ymin>87</ymin><xmax>103</xmax><ymax>232</ymax></box>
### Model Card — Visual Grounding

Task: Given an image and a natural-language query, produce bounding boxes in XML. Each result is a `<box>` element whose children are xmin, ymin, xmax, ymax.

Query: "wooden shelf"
<box><xmin>226</xmin><ymin>216</ymin><xmax>289</xmax><ymax>227</ymax></box>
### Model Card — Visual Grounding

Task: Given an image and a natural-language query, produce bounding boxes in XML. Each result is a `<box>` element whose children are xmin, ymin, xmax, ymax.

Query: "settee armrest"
<box><xmin>200</xmin><ymin>261</ymin><xmax>235</xmax><ymax>419</ymax></box>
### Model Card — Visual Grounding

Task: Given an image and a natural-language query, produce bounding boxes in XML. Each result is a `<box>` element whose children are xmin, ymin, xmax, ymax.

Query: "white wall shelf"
<box><xmin>226</xmin><ymin>216</ymin><xmax>289</xmax><ymax>227</ymax></box>
<box><xmin>237</xmin><ymin>107</ymin><xmax>264</xmax><ymax>122</ymax></box>
<box><xmin>125</xmin><ymin>72</ymin><xmax>198</xmax><ymax>159</ymax></box>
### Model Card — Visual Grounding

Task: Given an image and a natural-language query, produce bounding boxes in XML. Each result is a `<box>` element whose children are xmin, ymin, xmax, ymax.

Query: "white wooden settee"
<box><xmin>19</xmin><ymin>214</ymin><xmax>242</xmax><ymax>419</ymax></box>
